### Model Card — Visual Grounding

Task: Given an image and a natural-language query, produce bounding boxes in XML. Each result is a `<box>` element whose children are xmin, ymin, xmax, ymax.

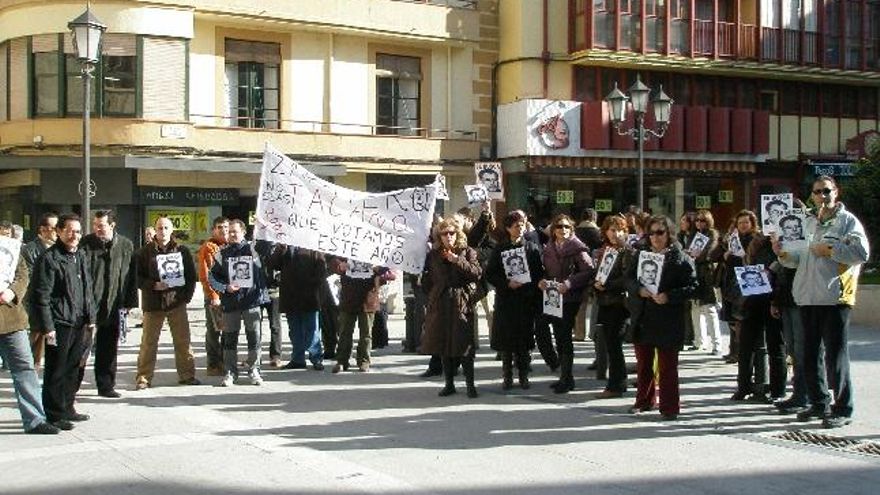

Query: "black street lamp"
<box><xmin>605</xmin><ymin>75</ymin><xmax>674</xmax><ymax>212</ymax></box>
<box><xmin>68</xmin><ymin>5</ymin><xmax>106</xmax><ymax>233</ymax></box>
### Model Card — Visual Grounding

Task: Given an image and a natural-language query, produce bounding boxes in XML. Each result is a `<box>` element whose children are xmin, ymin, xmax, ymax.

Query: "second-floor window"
<box><xmin>224</xmin><ymin>39</ymin><xmax>280</xmax><ymax>129</ymax></box>
<box><xmin>376</xmin><ymin>54</ymin><xmax>421</xmax><ymax>136</ymax></box>
<box><xmin>31</xmin><ymin>34</ymin><xmax>136</xmax><ymax>118</ymax></box>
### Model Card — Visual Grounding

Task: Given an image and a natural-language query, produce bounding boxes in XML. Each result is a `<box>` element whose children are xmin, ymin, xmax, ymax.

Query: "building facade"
<box><xmin>495</xmin><ymin>0</ymin><xmax>879</xmax><ymax>227</ymax></box>
<box><xmin>0</xmin><ymin>0</ymin><xmax>497</xmax><ymax>245</ymax></box>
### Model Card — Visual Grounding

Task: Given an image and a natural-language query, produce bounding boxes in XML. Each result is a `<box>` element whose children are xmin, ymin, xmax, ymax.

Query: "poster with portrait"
<box><xmin>542</xmin><ymin>281</ymin><xmax>563</xmax><ymax>318</ymax></box>
<box><xmin>637</xmin><ymin>250</ymin><xmax>666</xmax><ymax>295</ymax></box>
<box><xmin>728</xmin><ymin>231</ymin><xmax>746</xmax><ymax>258</ymax></box>
<box><xmin>777</xmin><ymin>207</ymin><xmax>808</xmax><ymax>252</ymax></box>
<box><xmin>626</xmin><ymin>234</ymin><xmax>640</xmax><ymax>248</ymax></box>
<box><xmin>501</xmin><ymin>246</ymin><xmax>531</xmax><ymax>284</ymax></box>
<box><xmin>346</xmin><ymin>259</ymin><xmax>374</xmax><ymax>279</ymax></box>
<box><xmin>156</xmin><ymin>252</ymin><xmax>185</xmax><ymax>288</ymax></box>
<box><xmin>474</xmin><ymin>162</ymin><xmax>504</xmax><ymax>201</ymax></box>
<box><xmin>464</xmin><ymin>184</ymin><xmax>489</xmax><ymax>206</ymax></box>
<box><xmin>735</xmin><ymin>264</ymin><xmax>772</xmax><ymax>296</ymax></box>
<box><xmin>761</xmin><ymin>193</ymin><xmax>793</xmax><ymax>235</ymax></box>
<box><xmin>688</xmin><ymin>232</ymin><xmax>710</xmax><ymax>258</ymax></box>
<box><xmin>595</xmin><ymin>248</ymin><xmax>619</xmax><ymax>286</ymax></box>
<box><xmin>0</xmin><ymin>236</ymin><xmax>21</xmax><ymax>291</ymax></box>
<box><xmin>434</xmin><ymin>173</ymin><xmax>449</xmax><ymax>200</ymax></box>
<box><xmin>228</xmin><ymin>256</ymin><xmax>254</xmax><ymax>289</ymax></box>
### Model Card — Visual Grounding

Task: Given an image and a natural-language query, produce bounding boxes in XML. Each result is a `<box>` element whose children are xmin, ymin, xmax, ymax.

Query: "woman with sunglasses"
<box><xmin>537</xmin><ymin>213</ymin><xmax>594</xmax><ymax>394</ymax></box>
<box><xmin>485</xmin><ymin>210</ymin><xmax>544</xmax><ymax>391</ymax></box>
<box><xmin>420</xmin><ymin>217</ymin><xmax>483</xmax><ymax>398</ymax></box>
<box><xmin>689</xmin><ymin>210</ymin><xmax>722</xmax><ymax>355</ymax></box>
<box><xmin>625</xmin><ymin>215</ymin><xmax>696</xmax><ymax>420</ymax></box>
<box><xmin>592</xmin><ymin>215</ymin><xmax>634</xmax><ymax>399</ymax></box>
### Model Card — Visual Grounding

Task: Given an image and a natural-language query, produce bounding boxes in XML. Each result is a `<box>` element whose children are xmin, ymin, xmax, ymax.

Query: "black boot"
<box><xmin>552</xmin><ymin>352</ymin><xmax>575</xmax><ymax>394</ymax></box>
<box><xmin>438</xmin><ymin>357</ymin><xmax>456</xmax><ymax>397</ymax></box>
<box><xmin>501</xmin><ymin>352</ymin><xmax>513</xmax><ymax>391</ymax></box>
<box><xmin>516</xmin><ymin>352</ymin><xmax>530</xmax><ymax>390</ymax></box>
<box><xmin>462</xmin><ymin>356</ymin><xmax>478</xmax><ymax>398</ymax></box>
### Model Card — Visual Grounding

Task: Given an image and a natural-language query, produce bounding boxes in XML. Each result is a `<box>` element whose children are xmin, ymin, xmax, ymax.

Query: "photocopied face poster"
<box><xmin>156</xmin><ymin>252</ymin><xmax>185</xmax><ymax>288</ymax></box>
<box><xmin>346</xmin><ymin>259</ymin><xmax>374</xmax><ymax>279</ymax></box>
<box><xmin>595</xmin><ymin>248</ymin><xmax>619</xmax><ymax>285</ymax></box>
<box><xmin>688</xmin><ymin>232</ymin><xmax>710</xmax><ymax>257</ymax></box>
<box><xmin>637</xmin><ymin>251</ymin><xmax>665</xmax><ymax>295</ymax></box>
<box><xmin>434</xmin><ymin>174</ymin><xmax>449</xmax><ymax>200</ymax></box>
<box><xmin>0</xmin><ymin>236</ymin><xmax>21</xmax><ymax>290</ymax></box>
<box><xmin>228</xmin><ymin>256</ymin><xmax>254</xmax><ymax>289</ymax></box>
<box><xmin>464</xmin><ymin>184</ymin><xmax>489</xmax><ymax>207</ymax></box>
<box><xmin>761</xmin><ymin>193</ymin><xmax>793</xmax><ymax>236</ymax></box>
<box><xmin>728</xmin><ymin>231</ymin><xmax>746</xmax><ymax>258</ymax></box>
<box><xmin>778</xmin><ymin>207</ymin><xmax>808</xmax><ymax>252</ymax></box>
<box><xmin>735</xmin><ymin>264</ymin><xmax>772</xmax><ymax>296</ymax></box>
<box><xmin>542</xmin><ymin>281</ymin><xmax>563</xmax><ymax>318</ymax></box>
<box><xmin>474</xmin><ymin>162</ymin><xmax>504</xmax><ymax>201</ymax></box>
<box><xmin>501</xmin><ymin>246</ymin><xmax>531</xmax><ymax>284</ymax></box>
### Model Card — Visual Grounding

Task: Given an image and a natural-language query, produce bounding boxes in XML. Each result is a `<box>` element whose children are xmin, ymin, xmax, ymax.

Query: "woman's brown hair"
<box><xmin>432</xmin><ymin>217</ymin><xmax>468</xmax><ymax>251</ymax></box>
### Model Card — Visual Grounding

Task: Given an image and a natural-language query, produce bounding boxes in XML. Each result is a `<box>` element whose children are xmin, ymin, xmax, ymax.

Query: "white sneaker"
<box><xmin>220</xmin><ymin>373</ymin><xmax>234</xmax><ymax>387</ymax></box>
<box><xmin>249</xmin><ymin>369</ymin><xmax>263</xmax><ymax>386</ymax></box>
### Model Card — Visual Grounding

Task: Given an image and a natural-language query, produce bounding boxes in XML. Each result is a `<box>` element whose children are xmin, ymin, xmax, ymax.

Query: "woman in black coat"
<box><xmin>625</xmin><ymin>215</ymin><xmax>697</xmax><ymax>420</ymax></box>
<box><xmin>486</xmin><ymin>210</ymin><xmax>544</xmax><ymax>391</ymax></box>
<box><xmin>592</xmin><ymin>215</ymin><xmax>634</xmax><ymax>399</ymax></box>
<box><xmin>420</xmin><ymin>217</ymin><xmax>483</xmax><ymax>398</ymax></box>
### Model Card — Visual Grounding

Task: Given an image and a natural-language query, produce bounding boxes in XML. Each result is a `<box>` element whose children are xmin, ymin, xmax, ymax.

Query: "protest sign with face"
<box><xmin>595</xmin><ymin>248</ymin><xmax>619</xmax><ymax>285</ymax></box>
<box><xmin>761</xmin><ymin>193</ymin><xmax>793</xmax><ymax>235</ymax></box>
<box><xmin>637</xmin><ymin>250</ymin><xmax>665</xmax><ymax>295</ymax></box>
<box><xmin>0</xmin><ymin>236</ymin><xmax>21</xmax><ymax>291</ymax></box>
<box><xmin>228</xmin><ymin>256</ymin><xmax>254</xmax><ymax>288</ymax></box>
<box><xmin>735</xmin><ymin>264</ymin><xmax>772</xmax><ymax>296</ymax></box>
<box><xmin>728</xmin><ymin>231</ymin><xmax>746</xmax><ymax>258</ymax></box>
<box><xmin>778</xmin><ymin>207</ymin><xmax>808</xmax><ymax>252</ymax></box>
<box><xmin>157</xmin><ymin>252</ymin><xmax>185</xmax><ymax>288</ymax></box>
<box><xmin>346</xmin><ymin>259</ymin><xmax>374</xmax><ymax>279</ymax></box>
<box><xmin>501</xmin><ymin>246</ymin><xmax>531</xmax><ymax>284</ymax></box>
<box><xmin>464</xmin><ymin>184</ymin><xmax>489</xmax><ymax>206</ymax></box>
<box><xmin>434</xmin><ymin>173</ymin><xmax>449</xmax><ymax>201</ymax></box>
<box><xmin>474</xmin><ymin>162</ymin><xmax>504</xmax><ymax>200</ymax></box>
<box><xmin>542</xmin><ymin>281</ymin><xmax>563</xmax><ymax>318</ymax></box>
<box><xmin>688</xmin><ymin>232</ymin><xmax>710</xmax><ymax>257</ymax></box>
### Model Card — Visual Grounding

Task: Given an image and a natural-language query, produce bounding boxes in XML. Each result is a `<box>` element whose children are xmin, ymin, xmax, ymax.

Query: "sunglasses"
<box><xmin>813</xmin><ymin>187</ymin><xmax>834</xmax><ymax>195</ymax></box>
<box><xmin>441</xmin><ymin>231</ymin><xmax>457</xmax><ymax>236</ymax></box>
<box><xmin>695</xmin><ymin>218</ymin><xmax>707</xmax><ymax>222</ymax></box>
<box><xmin>649</xmin><ymin>230</ymin><xmax>668</xmax><ymax>236</ymax></box>
<box><xmin>555</xmin><ymin>224</ymin><xmax>572</xmax><ymax>230</ymax></box>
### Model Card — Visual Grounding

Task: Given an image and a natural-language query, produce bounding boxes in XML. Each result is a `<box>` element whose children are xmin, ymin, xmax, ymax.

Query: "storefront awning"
<box><xmin>529</xmin><ymin>156</ymin><xmax>756</xmax><ymax>174</ymax></box>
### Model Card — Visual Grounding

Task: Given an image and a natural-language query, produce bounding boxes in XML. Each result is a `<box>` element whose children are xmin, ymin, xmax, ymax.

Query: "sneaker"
<box><xmin>249</xmin><ymin>369</ymin><xmax>263</xmax><ymax>386</ymax></box>
<box><xmin>796</xmin><ymin>406</ymin><xmax>830</xmax><ymax>422</ymax></box>
<box><xmin>27</xmin><ymin>422</ymin><xmax>61</xmax><ymax>435</ymax></box>
<box><xmin>220</xmin><ymin>373</ymin><xmax>235</xmax><ymax>387</ymax></box>
<box><xmin>358</xmin><ymin>362</ymin><xmax>371</xmax><ymax>373</ymax></box>
<box><xmin>178</xmin><ymin>377</ymin><xmax>201</xmax><ymax>386</ymax></box>
<box><xmin>822</xmin><ymin>414</ymin><xmax>853</xmax><ymax>429</ymax></box>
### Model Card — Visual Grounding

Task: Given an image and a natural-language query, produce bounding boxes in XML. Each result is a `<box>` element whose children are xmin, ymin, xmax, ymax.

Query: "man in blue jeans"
<box><xmin>267</xmin><ymin>244</ymin><xmax>327</xmax><ymax>371</ymax></box>
<box><xmin>0</xmin><ymin>222</ymin><xmax>60</xmax><ymax>434</ymax></box>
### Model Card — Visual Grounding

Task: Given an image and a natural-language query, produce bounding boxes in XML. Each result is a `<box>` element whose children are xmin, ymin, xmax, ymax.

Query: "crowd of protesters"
<box><xmin>0</xmin><ymin>175</ymin><xmax>869</xmax><ymax>434</ymax></box>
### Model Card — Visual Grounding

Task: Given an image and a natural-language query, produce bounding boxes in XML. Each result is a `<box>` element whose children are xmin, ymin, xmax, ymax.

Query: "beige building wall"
<box><xmin>190</xmin><ymin>20</ymin><xmax>218</xmax><ymax>126</ymax></box>
<box><xmin>289</xmin><ymin>31</ymin><xmax>327</xmax><ymax>132</ymax></box>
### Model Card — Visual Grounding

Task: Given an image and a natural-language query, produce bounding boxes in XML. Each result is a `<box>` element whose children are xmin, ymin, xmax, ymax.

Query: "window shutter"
<box><xmin>9</xmin><ymin>38</ymin><xmax>27</xmax><ymax>120</ymax></box>
<box><xmin>225</xmin><ymin>39</ymin><xmax>280</xmax><ymax>64</ymax></box>
<box><xmin>31</xmin><ymin>34</ymin><xmax>58</xmax><ymax>53</ymax></box>
<box><xmin>142</xmin><ymin>37</ymin><xmax>186</xmax><ymax>120</ymax></box>
<box><xmin>0</xmin><ymin>43</ymin><xmax>7</xmax><ymax>121</ymax></box>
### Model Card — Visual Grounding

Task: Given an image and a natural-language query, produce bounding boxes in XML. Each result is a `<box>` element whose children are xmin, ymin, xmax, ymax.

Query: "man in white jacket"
<box><xmin>774</xmin><ymin>175</ymin><xmax>870</xmax><ymax>429</ymax></box>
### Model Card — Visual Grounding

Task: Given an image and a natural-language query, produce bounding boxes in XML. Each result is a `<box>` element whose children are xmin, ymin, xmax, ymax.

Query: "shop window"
<box><xmin>841</xmin><ymin>86</ymin><xmax>859</xmax><ymax>117</ymax></box>
<box><xmin>760</xmin><ymin>88</ymin><xmax>779</xmax><ymax>113</ymax></box>
<box><xmin>861</xmin><ymin>87</ymin><xmax>878</xmax><ymax>119</ymax></box>
<box><xmin>821</xmin><ymin>86</ymin><xmax>840</xmax><ymax>116</ymax></box>
<box><xmin>32</xmin><ymin>33</ymin><xmax>136</xmax><ymax>118</ymax></box>
<box><xmin>376</xmin><ymin>53</ymin><xmax>421</xmax><ymax>136</ymax></box>
<box><xmin>781</xmin><ymin>85</ymin><xmax>799</xmax><ymax>114</ymax></box>
<box><xmin>224</xmin><ymin>39</ymin><xmax>280</xmax><ymax>129</ymax></box>
<box><xmin>802</xmin><ymin>83</ymin><xmax>819</xmax><ymax>115</ymax></box>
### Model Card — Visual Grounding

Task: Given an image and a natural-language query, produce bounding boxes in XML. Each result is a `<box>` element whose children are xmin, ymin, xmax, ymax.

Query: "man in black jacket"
<box><xmin>31</xmin><ymin>213</ymin><xmax>96</xmax><ymax>430</ymax></box>
<box><xmin>78</xmin><ymin>210</ymin><xmax>137</xmax><ymax>398</ymax></box>
<box><xmin>20</xmin><ymin>211</ymin><xmax>58</xmax><ymax>370</ymax></box>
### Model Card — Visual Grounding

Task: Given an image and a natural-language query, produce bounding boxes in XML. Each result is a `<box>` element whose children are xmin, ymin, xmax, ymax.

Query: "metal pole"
<box><xmin>82</xmin><ymin>63</ymin><xmax>92</xmax><ymax>233</ymax></box>
<box><xmin>636</xmin><ymin>112</ymin><xmax>645</xmax><ymax>212</ymax></box>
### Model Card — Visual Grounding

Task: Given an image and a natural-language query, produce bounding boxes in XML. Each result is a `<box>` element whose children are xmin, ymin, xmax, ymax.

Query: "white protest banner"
<box><xmin>761</xmin><ymin>193</ymin><xmax>793</xmax><ymax>235</ymax></box>
<box><xmin>735</xmin><ymin>264</ymin><xmax>772</xmax><ymax>296</ymax></box>
<box><xmin>0</xmin><ymin>236</ymin><xmax>22</xmax><ymax>291</ymax></box>
<box><xmin>464</xmin><ymin>184</ymin><xmax>489</xmax><ymax>206</ymax></box>
<box><xmin>637</xmin><ymin>250</ymin><xmax>665</xmax><ymax>295</ymax></box>
<box><xmin>501</xmin><ymin>246</ymin><xmax>531</xmax><ymax>284</ymax></box>
<box><xmin>434</xmin><ymin>173</ymin><xmax>449</xmax><ymax>200</ymax></box>
<box><xmin>255</xmin><ymin>143</ymin><xmax>437</xmax><ymax>274</ymax></box>
<box><xmin>595</xmin><ymin>248</ymin><xmax>619</xmax><ymax>285</ymax></box>
<box><xmin>542</xmin><ymin>281</ymin><xmax>563</xmax><ymax>318</ymax></box>
<box><xmin>475</xmin><ymin>161</ymin><xmax>504</xmax><ymax>200</ymax></box>
<box><xmin>228</xmin><ymin>256</ymin><xmax>254</xmax><ymax>289</ymax></box>
<box><xmin>156</xmin><ymin>252</ymin><xmax>185</xmax><ymax>288</ymax></box>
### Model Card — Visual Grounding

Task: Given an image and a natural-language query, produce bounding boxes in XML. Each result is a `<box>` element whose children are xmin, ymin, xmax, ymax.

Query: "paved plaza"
<box><xmin>3</xmin><ymin>298</ymin><xmax>880</xmax><ymax>494</ymax></box>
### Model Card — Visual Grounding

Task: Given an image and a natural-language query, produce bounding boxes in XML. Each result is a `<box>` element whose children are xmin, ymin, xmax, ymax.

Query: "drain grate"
<box><xmin>769</xmin><ymin>430</ymin><xmax>880</xmax><ymax>458</ymax></box>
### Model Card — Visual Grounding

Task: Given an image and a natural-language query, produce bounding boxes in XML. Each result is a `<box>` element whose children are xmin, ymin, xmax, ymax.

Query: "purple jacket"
<box><xmin>542</xmin><ymin>236</ymin><xmax>595</xmax><ymax>304</ymax></box>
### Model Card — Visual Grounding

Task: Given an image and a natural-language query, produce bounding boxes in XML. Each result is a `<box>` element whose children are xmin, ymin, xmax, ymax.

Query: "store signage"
<box><xmin>595</xmin><ymin>199</ymin><xmax>613</xmax><ymax>212</ymax></box>
<box><xmin>140</xmin><ymin>187</ymin><xmax>239</xmax><ymax>205</ymax></box>
<box><xmin>556</xmin><ymin>190</ymin><xmax>574</xmax><ymax>204</ymax></box>
<box><xmin>718</xmin><ymin>190</ymin><xmax>734</xmax><ymax>203</ymax></box>
<box><xmin>695</xmin><ymin>195</ymin><xmax>712</xmax><ymax>209</ymax></box>
<box><xmin>812</xmin><ymin>163</ymin><xmax>855</xmax><ymax>177</ymax></box>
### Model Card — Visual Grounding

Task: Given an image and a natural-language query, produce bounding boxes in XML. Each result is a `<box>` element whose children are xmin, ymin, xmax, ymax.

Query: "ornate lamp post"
<box><xmin>68</xmin><ymin>5</ymin><xmax>106</xmax><ymax>233</ymax></box>
<box><xmin>605</xmin><ymin>76</ymin><xmax>673</xmax><ymax>212</ymax></box>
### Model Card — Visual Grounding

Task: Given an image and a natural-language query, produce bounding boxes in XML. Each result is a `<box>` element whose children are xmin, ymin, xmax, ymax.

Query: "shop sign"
<box><xmin>248</xmin><ymin>210</ymin><xmax>256</xmax><ymax>226</ymax></box>
<box><xmin>140</xmin><ymin>187</ymin><xmax>239</xmax><ymax>205</ymax></box>
<box><xmin>556</xmin><ymin>190</ymin><xmax>574</xmax><ymax>204</ymax></box>
<box><xmin>148</xmin><ymin>211</ymin><xmax>192</xmax><ymax>231</ymax></box>
<box><xmin>695</xmin><ymin>195</ymin><xmax>712</xmax><ymax>209</ymax></box>
<box><xmin>718</xmin><ymin>190</ymin><xmax>734</xmax><ymax>203</ymax></box>
<box><xmin>812</xmin><ymin>163</ymin><xmax>855</xmax><ymax>177</ymax></box>
<box><xmin>595</xmin><ymin>199</ymin><xmax>613</xmax><ymax>212</ymax></box>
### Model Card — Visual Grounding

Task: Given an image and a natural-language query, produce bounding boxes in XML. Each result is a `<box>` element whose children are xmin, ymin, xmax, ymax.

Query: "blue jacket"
<box><xmin>208</xmin><ymin>241</ymin><xmax>270</xmax><ymax>312</ymax></box>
